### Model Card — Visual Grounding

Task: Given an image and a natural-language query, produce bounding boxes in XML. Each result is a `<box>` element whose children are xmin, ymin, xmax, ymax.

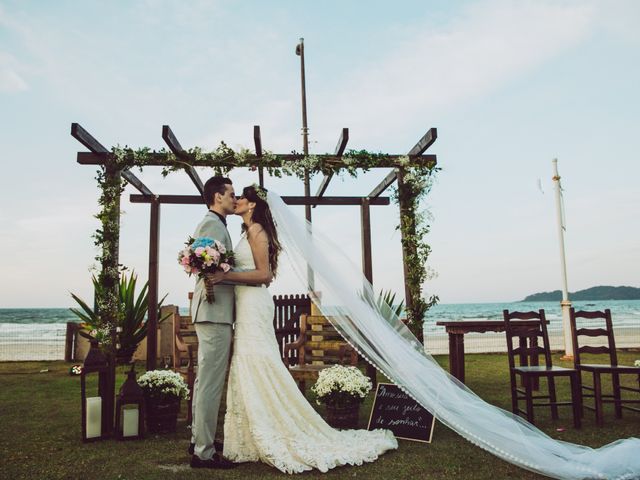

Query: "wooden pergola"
<box><xmin>71</xmin><ymin>122</ymin><xmax>438</xmax><ymax>374</ymax></box>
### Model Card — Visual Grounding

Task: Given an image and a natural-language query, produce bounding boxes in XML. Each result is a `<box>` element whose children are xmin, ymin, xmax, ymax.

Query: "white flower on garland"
<box><xmin>312</xmin><ymin>365</ymin><xmax>372</xmax><ymax>408</ymax></box>
<box><xmin>137</xmin><ymin>369</ymin><xmax>190</xmax><ymax>400</ymax></box>
<box><xmin>635</xmin><ymin>360</ymin><xmax>640</xmax><ymax>367</ymax></box>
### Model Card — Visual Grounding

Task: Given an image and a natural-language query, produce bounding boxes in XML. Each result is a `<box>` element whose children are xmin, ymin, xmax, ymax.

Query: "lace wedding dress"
<box><xmin>223</xmin><ymin>234</ymin><xmax>398</xmax><ymax>474</ymax></box>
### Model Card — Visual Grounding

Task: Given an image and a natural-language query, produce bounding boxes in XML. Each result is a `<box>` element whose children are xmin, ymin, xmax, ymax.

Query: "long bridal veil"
<box><xmin>266</xmin><ymin>191</ymin><xmax>639</xmax><ymax>480</ymax></box>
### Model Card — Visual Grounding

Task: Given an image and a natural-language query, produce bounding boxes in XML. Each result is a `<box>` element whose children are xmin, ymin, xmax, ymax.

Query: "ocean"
<box><xmin>1</xmin><ymin>300</ymin><xmax>638</xmax><ymax>360</ymax></box>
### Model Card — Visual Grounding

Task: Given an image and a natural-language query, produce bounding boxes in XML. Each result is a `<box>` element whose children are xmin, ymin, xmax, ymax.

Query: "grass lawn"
<box><xmin>1</xmin><ymin>352</ymin><xmax>638</xmax><ymax>480</ymax></box>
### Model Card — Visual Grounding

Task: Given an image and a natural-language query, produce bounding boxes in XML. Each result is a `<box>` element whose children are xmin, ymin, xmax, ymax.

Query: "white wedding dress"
<box><xmin>223</xmin><ymin>234</ymin><xmax>398</xmax><ymax>474</ymax></box>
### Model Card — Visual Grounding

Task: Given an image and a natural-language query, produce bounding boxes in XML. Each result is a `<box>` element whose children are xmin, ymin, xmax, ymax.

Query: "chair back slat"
<box><xmin>504</xmin><ymin>311</ymin><xmax>543</xmax><ymax>320</ymax></box>
<box><xmin>512</xmin><ymin>346</ymin><xmax>546</xmax><ymax>357</ymax></box>
<box><xmin>572</xmin><ymin>310</ymin><xmax>608</xmax><ymax>319</ymax></box>
<box><xmin>569</xmin><ymin>308</ymin><xmax>618</xmax><ymax>368</ymax></box>
<box><xmin>579</xmin><ymin>345</ymin><xmax>611</xmax><ymax>355</ymax></box>
<box><xmin>576</xmin><ymin>328</ymin><xmax>608</xmax><ymax>337</ymax></box>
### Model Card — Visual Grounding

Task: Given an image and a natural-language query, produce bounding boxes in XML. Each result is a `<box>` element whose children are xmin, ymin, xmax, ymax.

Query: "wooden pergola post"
<box><xmin>147</xmin><ymin>197</ymin><xmax>160</xmax><ymax>370</ymax></box>
<box><xmin>396</xmin><ymin>168</ymin><xmax>416</xmax><ymax>328</ymax></box>
<box><xmin>360</xmin><ymin>197</ymin><xmax>377</xmax><ymax>386</ymax></box>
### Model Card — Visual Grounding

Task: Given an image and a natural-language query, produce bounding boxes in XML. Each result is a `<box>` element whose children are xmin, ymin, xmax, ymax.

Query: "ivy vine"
<box><xmin>392</xmin><ymin>167</ymin><xmax>440</xmax><ymax>343</ymax></box>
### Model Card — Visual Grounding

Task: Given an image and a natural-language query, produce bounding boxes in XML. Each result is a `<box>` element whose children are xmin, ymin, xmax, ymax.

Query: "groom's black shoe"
<box><xmin>190</xmin><ymin>453</ymin><xmax>238</xmax><ymax>469</ymax></box>
<box><xmin>188</xmin><ymin>441</ymin><xmax>223</xmax><ymax>455</ymax></box>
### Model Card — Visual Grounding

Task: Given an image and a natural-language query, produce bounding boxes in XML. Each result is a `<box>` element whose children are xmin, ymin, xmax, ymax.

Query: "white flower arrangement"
<box><xmin>312</xmin><ymin>365</ymin><xmax>372</xmax><ymax>408</ymax></box>
<box><xmin>137</xmin><ymin>369</ymin><xmax>190</xmax><ymax>400</ymax></box>
<box><xmin>635</xmin><ymin>360</ymin><xmax>640</xmax><ymax>367</ymax></box>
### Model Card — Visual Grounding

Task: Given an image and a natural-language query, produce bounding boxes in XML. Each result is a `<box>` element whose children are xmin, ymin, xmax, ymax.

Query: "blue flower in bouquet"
<box><xmin>191</xmin><ymin>237</ymin><xmax>215</xmax><ymax>249</ymax></box>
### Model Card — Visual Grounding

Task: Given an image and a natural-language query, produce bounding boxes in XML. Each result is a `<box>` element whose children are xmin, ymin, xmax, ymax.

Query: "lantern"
<box><xmin>115</xmin><ymin>363</ymin><xmax>145</xmax><ymax>440</ymax></box>
<box><xmin>80</xmin><ymin>340</ymin><xmax>110</xmax><ymax>442</ymax></box>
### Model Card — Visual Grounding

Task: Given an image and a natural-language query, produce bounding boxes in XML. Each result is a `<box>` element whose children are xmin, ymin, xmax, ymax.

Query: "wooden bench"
<box><xmin>173</xmin><ymin>309</ymin><xmax>198</xmax><ymax>424</ymax></box>
<box><xmin>283</xmin><ymin>314</ymin><xmax>358</xmax><ymax>392</ymax></box>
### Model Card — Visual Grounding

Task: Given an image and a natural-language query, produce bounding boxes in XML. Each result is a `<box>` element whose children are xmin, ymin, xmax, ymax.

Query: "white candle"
<box><xmin>86</xmin><ymin>397</ymin><xmax>102</xmax><ymax>439</ymax></box>
<box><xmin>122</xmin><ymin>408</ymin><xmax>139</xmax><ymax>437</ymax></box>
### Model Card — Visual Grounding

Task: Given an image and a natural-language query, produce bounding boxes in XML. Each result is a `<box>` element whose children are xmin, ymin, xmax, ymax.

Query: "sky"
<box><xmin>0</xmin><ymin>0</ymin><xmax>638</xmax><ymax>309</ymax></box>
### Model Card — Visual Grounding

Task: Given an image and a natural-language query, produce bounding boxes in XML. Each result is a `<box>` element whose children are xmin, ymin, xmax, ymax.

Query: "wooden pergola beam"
<box><xmin>71</xmin><ymin>122</ymin><xmax>110</xmax><ymax>154</ymax></box>
<box><xmin>129</xmin><ymin>194</ymin><xmax>390</xmax><ymax>206</ymax></box>
<box><xmin>408</xmin><ymin>127</ymin><xmax>438</xmax><ymax>156</ymax></box>
<box><xmin>71</xmin><ymin>123</ymin><xmax>154</xmax><ymax>196</ymax></box>
<box><xmin>367</xmin><ymin>127</ymin><xmax>438</xmax><ymax>198</ymax></box>
<box><xmin>162</xmin><ymin>125</ymin><xmax>204</xmax><ymax>196</ymax></box>
<box><xmin>121</xmin><ymin>170</ymin><xmax>154</xmax><ymax>196</ymax></box>
<box><xmin>314</xmin><ymin>128</ymin><xmax>348</xmax><ymax>207</ymax></box>
<box><xmin>368</xmin><ymin>169</ymin><xmax>398</xmax><ymax>199</ymax></box>
<box><xmin>77</xmin><ymin>151</ymin><xmax>436</xmax><ymax>168</ymax></box>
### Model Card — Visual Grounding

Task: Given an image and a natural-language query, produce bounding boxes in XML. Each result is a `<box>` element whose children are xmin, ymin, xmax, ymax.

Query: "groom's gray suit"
<box><xmin>190</xmin><ymin>210</ymin><xmax>235</xmax><ymax>461</ymax></box>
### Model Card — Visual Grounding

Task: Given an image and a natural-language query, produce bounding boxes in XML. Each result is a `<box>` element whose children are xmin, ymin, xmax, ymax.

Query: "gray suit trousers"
<box><xmin>191</xmin><ymin>322</ymin><xmax>232</xmax><ymax>461</ymax></box>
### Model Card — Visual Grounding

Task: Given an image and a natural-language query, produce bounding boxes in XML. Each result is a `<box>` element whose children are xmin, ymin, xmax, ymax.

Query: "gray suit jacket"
<box><xmin>191</xmin><ymin>211</ymin><xmax>234</xmax><ymax>324</ymax></box>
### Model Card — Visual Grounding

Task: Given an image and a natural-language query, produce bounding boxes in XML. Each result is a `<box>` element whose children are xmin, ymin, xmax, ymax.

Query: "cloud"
<box><xmin>0</xmin><ymin>52</ymin><xmax>28</xmax><ymax>93</ymax></box>
<box><xmin>315</xmin><ymin>0</ymin><xmax>597</xmax><ymax>145</ymax></box>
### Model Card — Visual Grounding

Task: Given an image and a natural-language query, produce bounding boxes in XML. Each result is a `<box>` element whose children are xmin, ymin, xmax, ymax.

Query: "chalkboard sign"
<box><xmin>367</xmin><ymin>382</ymin><xmax>435</xmax><ymax>443</ymax></box>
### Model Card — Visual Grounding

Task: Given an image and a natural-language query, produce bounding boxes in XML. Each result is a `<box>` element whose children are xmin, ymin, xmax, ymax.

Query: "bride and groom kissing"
<box><xmin>188</xmin><ymin>176</ymin><xmax>397</xmax><ymax>472</ymax></box>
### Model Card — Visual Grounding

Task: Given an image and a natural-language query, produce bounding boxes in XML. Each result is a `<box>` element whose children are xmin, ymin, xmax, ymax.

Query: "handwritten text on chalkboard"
<box><xmin>367</xmin><ymin>383</ymin><xmax>435</xmax><ymax>443</ymax></box>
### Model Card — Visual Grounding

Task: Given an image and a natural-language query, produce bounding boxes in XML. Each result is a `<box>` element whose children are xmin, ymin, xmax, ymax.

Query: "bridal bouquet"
<box><xmin>312</xmin><ymin>365</ymin><xmax>372</xmax><ymax>408</ymax></box>
<box><xmin>178</xmin><ymin>236</ymin><xmax>235</xmax><ymax>303</ymax></box>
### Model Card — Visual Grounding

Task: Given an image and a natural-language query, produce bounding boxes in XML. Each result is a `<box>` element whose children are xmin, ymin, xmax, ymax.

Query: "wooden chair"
<box><xmin>569</xmin><ymin>308</ymin><xmax>640</xmax><ymax>426</ymax></box>
<box><xmin>283</xmin><ymin>314</ymin><xmax>358</xmax><ymax>392</ymax></box>
<box><xmin>273</xmin><ymin>294</ymin><xmax>311</xmax><ymax>364</ymax></box>
<box><xmin>503</xmin><ymin>310</ymin><xmax>581</xmax><ymax>428</ymax></box>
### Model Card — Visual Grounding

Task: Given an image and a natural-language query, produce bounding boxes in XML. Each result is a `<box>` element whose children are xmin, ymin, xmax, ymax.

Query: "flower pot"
<box><xmin>325</xmin><ymin>403</ymin><xmax>360</xmax><ymax>429</ymax></box>
<box><xmin>145</xmin><ymin>396</ymin><xmax>180</xmax><ymax>434</ymax></box>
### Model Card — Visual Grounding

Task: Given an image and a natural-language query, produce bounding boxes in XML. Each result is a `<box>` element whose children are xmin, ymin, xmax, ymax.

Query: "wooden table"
<box><xmin>435</xmin><ymin>320</ymin><xmax>543</xmax><ymax>384</ymax></box>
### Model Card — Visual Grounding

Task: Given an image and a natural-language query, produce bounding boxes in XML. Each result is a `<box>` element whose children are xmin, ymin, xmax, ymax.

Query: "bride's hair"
<box><xmin>241</xmin><ymin>185</ymin><xmax>282</xmax><ymax>278</ymax></box>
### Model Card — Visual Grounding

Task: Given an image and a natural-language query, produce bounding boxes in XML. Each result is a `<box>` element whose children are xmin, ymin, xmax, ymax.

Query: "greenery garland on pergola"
<box><xmin>73</xmin><ymin>122</ymin><xmax>439</xmax><ymax>353</ymax></box>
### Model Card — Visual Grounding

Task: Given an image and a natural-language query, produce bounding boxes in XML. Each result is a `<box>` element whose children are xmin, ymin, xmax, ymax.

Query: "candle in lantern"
<box><xmin>86</xmin><ymin>397</ymin><xmax>102</xmax><ymax>439</ymax></box>
<box><xmin>122</xmin><ymin>408</ymin><xmax>139</xmax><ymax>437</ymax></box>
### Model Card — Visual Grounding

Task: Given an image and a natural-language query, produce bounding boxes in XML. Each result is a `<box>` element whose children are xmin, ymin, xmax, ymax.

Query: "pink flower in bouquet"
<box><xmin>221</xmin><ymin>263</ymin><xmax>231</xmax><ymax>273</ymax></box>
<box><xmin>206</xmin><ymin>247</ymin><xmax>221</xmax><ymax>261</ymax></box>
<box><xmin>195</xmin><ymin>246</ymin><xmax>205</xmax><ymax>256</ymax></box>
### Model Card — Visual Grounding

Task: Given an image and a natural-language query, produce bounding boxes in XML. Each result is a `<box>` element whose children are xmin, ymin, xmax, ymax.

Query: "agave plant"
<box><xmin>70</xmin><ymin>271</ymin><xmax>168</xmax><ymax>361</ymax></box>
<box><xmin>376</xmin><ymin>289</ymin><xmax>405</xmax><ymax>319</ymax></box>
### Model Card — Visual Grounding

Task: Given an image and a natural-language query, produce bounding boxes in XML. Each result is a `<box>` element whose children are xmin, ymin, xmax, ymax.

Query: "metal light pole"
<box><xmin>552</xmin><ymin>158</ymin><xmax>574</xmax><ymax>358</ymax></box>
<box><xmin>296</xmin><ymin>37</ymin><xmax>312</xmax><ymax>223</ymax></box>
<box><xmin>296</xmin><ymin>37</ymin><xmax>314</xmax><ymax>290</ymax></box>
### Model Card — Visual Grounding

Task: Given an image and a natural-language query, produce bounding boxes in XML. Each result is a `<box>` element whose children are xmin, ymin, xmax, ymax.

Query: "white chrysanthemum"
<box><xmin>137</xmin><ymin>369</ymin><xmax>190</xmax><ymax>399</ymax></box>
<box><xmin>311</xmin><ymin>365</ymin><xmax>372</xmax><ymax>405</ymax></box>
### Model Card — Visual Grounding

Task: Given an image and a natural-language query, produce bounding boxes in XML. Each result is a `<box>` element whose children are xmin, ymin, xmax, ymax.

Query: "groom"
<box><xmin>189</xmin><ymin>176</ymin><xmax>238</xmax><ymax>469</ymax></box>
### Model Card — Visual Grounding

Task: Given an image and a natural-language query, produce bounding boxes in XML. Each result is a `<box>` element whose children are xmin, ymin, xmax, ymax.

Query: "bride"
<box><xmin>210</xmin><ymin>184</ymin><xmax>398</xmax><ymax>474</ymax></box>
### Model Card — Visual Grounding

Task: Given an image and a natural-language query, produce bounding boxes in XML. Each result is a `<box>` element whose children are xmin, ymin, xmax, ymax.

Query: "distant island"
<box><xmin>522</xmin><ymin>286</ymin><xmax>640</xmax><ymax>302</ymax></box>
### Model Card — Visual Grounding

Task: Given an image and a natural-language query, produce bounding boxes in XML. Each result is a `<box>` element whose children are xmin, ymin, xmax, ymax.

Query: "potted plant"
<box><xmin>312</xmin><ymin>365</ymin><xmax>372</xmax><ymax>429</ymax></box>
<box><xmin>137</xmin><ymin>369</ymin><xmax>189</xmax><ymax>433</ymax></box>
<box><xmin>70</xmin><ymin>270</ymin><xmax>168</xmax><ymax>363</ymax></box>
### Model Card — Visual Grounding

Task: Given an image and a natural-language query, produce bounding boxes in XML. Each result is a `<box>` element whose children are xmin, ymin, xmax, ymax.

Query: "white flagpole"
<box><xmin>552</xmin><ymin>158</ymin><xmax>574</xmax><ymax>358</ymax></box>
